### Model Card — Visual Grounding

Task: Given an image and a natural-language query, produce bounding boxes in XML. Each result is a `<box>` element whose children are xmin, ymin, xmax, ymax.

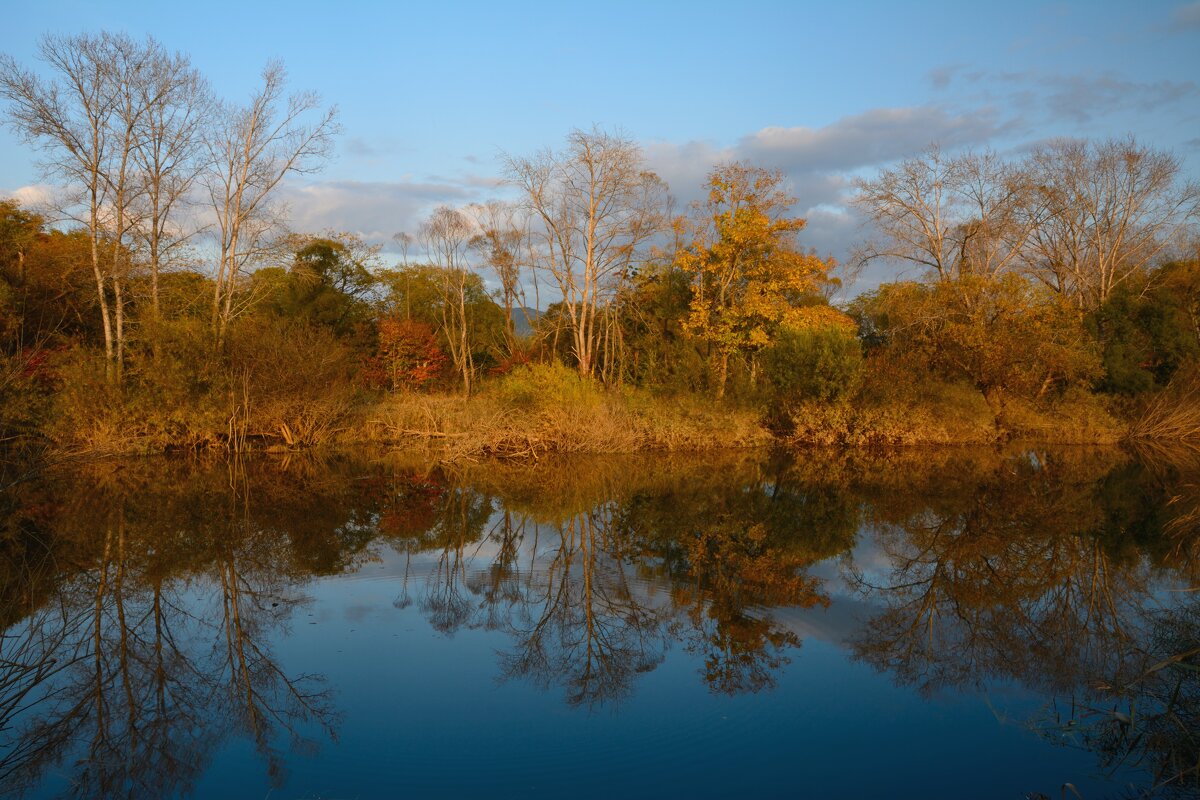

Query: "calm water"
<box><xmin>1</xmin><ymin>447</ymin><xmax>1197</xmax><ymax>799</ymax></box>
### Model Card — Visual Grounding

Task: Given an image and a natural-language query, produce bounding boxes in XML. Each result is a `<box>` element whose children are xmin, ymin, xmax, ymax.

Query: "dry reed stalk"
<box><xmin>1129</xmin><ymin>374</ymin><xmax>1200</xmax><ymax>441</ymax></box>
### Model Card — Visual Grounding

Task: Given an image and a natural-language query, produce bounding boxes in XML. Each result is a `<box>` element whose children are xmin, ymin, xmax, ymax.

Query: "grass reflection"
<box><xmin>0</xmin><ymin>446</ymin><xmax>1197</xmax><ymax>796</ymax></box>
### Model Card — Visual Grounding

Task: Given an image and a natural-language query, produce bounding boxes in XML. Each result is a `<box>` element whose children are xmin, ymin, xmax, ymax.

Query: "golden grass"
<box><xmin>355</xmin><ymin>389</ymin><xmax>771</xmax><ymax>461</ymax></box>
<box><xmin>1128</xmin><ymin>371</ymin><xmax>1200</xmax><ymax>442</ymax></box>
<box><xmin>781</xmin><ymin>379</ymin><xmax>1125</xmax><ymax>448</ymax></box>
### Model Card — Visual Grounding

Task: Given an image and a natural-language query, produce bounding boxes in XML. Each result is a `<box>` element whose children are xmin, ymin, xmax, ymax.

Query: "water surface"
<box><xmin>1</xmin><ymin>447</ymin><xmax>1197</xmax><ymax>798</ymax></box>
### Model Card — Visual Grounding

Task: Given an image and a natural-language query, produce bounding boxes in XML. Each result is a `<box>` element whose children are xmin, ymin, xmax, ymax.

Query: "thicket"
<box><xmin>1</xmin><ymin>32</ymin><xmax>1198</xmax><ymax>458</ymax></box>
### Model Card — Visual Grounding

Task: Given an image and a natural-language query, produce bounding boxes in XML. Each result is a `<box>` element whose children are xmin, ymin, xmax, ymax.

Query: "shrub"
<box><xmin>851</xmin><ymin>275</ymin><xmax>1102</xmax><ymax>416</ymax></box>
<box><xmin>761</xmin><ymin>326</ymin><xmax>863</xmax><ymax>404</ymax></box>
<box><xmin>44</xmin><ymin>346</ymin><xmax>131</xmax><ymax>451</ymax></box>
<box><xmin>224</xmin><ymin>319</ymin><xmax>360</xmax><ymax>447</ymax></box>
<box><xmin>492</xmin><ymin>361</ymin><xmax>604</xmax><ymax>411</ymax></box>
<box><xmin>360</xmin><ymin>317</ymin><xmax>447</xmax><ymax>392</ymax></box>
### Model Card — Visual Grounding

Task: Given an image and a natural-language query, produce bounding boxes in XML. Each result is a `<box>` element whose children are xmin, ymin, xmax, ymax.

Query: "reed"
<box><xmin>1128</xmin><ymin>371</ymin><xmax>1200</xmax><ymax>442</ymax></box>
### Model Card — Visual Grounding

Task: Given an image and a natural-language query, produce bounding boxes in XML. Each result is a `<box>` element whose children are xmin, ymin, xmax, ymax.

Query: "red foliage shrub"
<box><xmin>361</xmin><ymin>317</ymin><xmax>447</xmax><ymax>392</ymax></box>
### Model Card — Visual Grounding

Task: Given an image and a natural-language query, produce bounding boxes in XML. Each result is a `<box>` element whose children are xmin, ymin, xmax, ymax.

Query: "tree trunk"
<box><xmin>715</xmin><ymin>352</ymin><xmax>729</xmax><ymax>400</ymax></box>
<box><xmin>983</xmin><ymin>386</ymin><xmax>1006</xmax><ymax>434</ymax></box>
<box><xmin>113</xmin><ymin>276</ymin><xmax>125</xmax><ymax>384</ymax></box>
<box><xmin>89</xmin><ymin>212</ymin><xmax>115</xmax><ymax>381</ymax></box>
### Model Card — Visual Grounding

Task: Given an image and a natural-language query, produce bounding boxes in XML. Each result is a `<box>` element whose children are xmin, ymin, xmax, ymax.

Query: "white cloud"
<box><xmin>737</xmin><ymin>106</ymin><xmax>1007</xmax><ymax>173</ymax></box>
<box><xmin>277</xmin><ymin>178</ymin><xmax>482</xmax><ymax>247</ymax></box>
<box><xmin>928</xmin><ymin>64</ymin><xmax>967</xmax><ymax>90</ymax></box>
<box><xmin>645</xmin><ymin>105</ymin><xmax>1006</xmax><ymax>203</ymax></box>
<box><xmin>1</xmin><ymin>184</ymin><xmax>57</xmax><ymax>212</ymax></box>
<box><xmin>937</xmin><ymin>68</ymin><xmax>1198</xmax><ymax>125</ymax></box>
<box><xmin>1173</xmin><ymin>1</ymin><xmax>1200</xmax><ymax>28</ymax></box>
<box><xmin>1005</xmin><ymin>72</ymin><xmax>1197</xmax><ymax>123</ymax></box>
<box><xmin>642</xmin><ymin>105</ymin><xmax>1011</xmax><ymax>292</ymax></box>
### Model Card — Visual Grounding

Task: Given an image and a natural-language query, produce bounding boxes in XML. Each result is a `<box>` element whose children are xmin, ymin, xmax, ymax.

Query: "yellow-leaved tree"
<box><xmin>677</xmin><ymin>163</ymin><xmax>834</xmax><ymax>398</ymax></box>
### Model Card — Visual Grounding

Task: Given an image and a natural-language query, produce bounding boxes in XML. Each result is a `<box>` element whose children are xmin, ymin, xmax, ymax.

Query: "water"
<box><xmin>1</xmin><ymin>447</ymin><xmax>1197</xmax><ymax>799</ymax></box>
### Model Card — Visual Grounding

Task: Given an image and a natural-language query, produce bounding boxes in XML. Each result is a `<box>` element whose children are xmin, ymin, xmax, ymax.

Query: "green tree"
<box><xmin>618</xmin><ymin>258</ymin><xmax>707</xmax><ymax>391</ymax></box>
<box><xmin>278</xmin><ymin>233</ymin><xmax>378</xmax><ymax>334</ymax></box>
<box><xmin>1093</xmin><ymin>259</ymin><xmax>1200</xmax><ymax>394</ymax></box>
<box><xmin>375</xmin><ymin>263</ymin><xmax>507</xmax><ymax>382</ymax></box>
<box><xmin>761</xmin><ymin>325</ymin><xmax>863</xmax><ymax>404</ymax></box>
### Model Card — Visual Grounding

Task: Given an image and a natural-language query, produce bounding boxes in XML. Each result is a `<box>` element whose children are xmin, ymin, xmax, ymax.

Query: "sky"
<box><xmin>1</xmin><ymin>0</ymin><xmax>1198</xmax><ymax>294</ymax></box>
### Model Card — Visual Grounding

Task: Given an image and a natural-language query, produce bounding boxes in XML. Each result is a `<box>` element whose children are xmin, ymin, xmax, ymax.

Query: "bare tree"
<box><xmin>204</xmin><ymin>61</ymin><xmax>338</xmax><ymax>344</ymax></box>
<box><xmin>852</xmin><ymin>146</ymin><xmax>1037</xmax><ymax>283</ymax></box>
<box><xmin>506</xmin><ymin>127</ymin><xmax>667</xmax><ymax>377</ymax></box>
<box><xmin>102</xmin><ymin>36</ymin><xmax>173</xmax><ymax>381</ymax></box>
<box><xmin>467</xmin><ymin>199</ymin><xmax>526</xmax><ymax>353</ymax></box>
<box><xmin>1023</xmin><ymin>137</ymin><xmax>1200</xmax><ymax>310</ymax></box>
<box><xmin>0</xmin><ymin>33</ymin><xmax>158</xmax><ymax>380</ymax></box>
<box><xmin>953</xmin><ymin>150</ymin><xmax>1039</xmax><ymax>278</ymax></box>
<box><xmin>388</xmin><ymin>231</ymin><xmax>416</xmax><ymax>320</ymax></box>
<box><xmin>852</xmin><ymin>146</ymin><xmax>956</xmax><ymax>281</ymax></box>
<box><xmin>131</xmin><ymin>48</ymin><xmax>210</xmax><ymax>348</ymax></box>
<box><xmin>420</xmin><ymin>206</ymin><xmax>477</xmax><ymax>394</ymax></box>
<box><xmin>391</xmin><ymin>231</ymin><xmax>413</xmax><ymax>268</ymax></box>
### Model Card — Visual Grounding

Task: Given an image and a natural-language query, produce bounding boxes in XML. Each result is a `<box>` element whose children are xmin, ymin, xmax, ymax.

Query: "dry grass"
<box><xmin>356</xmin><ymin>389</ymin><xmax>770</xmax><ymax>462</ymax></box>
<box><xmin>353</xmin><ymin>363</ymin><xmax>768</xmax><ymax>460</ymax></box>
<box><xmin>782</xmin><ymin>399</ymin><xmax>996</xmax><ymax>447</ymax></box>
<box><xmin>1129</xmin><ymin>371</ymin><xmax>1200</xmax><ymax>442</ymax></box>
<box><xmin>1001</xmin><ymin>390</ymin><xmax>1124</xmax><ymax>445</ymax></box>
<box><xmin>782</xmin><ymin>380</ymin><xmax>1124</xmax><ymax>447</ymax></box>
<box><xmin>36</xmin><ymin>355</ymin><xmax>1166</xmax><ymax>458</ymax></box>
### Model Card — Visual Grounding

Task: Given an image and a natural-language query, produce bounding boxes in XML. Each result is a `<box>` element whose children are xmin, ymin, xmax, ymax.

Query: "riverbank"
<box><xmin>27</xmin><ymin>371</ymin><xmax>1145</xmax><ymax>462</ymax></box>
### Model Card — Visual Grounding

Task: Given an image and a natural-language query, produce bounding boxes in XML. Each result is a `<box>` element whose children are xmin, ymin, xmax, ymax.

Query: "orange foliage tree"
<box><xmin>362</xmin><ymin>317</ymin><xmax>447</xmax><ymax>392</ymax></box>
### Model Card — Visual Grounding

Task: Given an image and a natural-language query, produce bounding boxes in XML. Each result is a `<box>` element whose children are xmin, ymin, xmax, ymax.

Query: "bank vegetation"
<box><xmin>1</xmin><ymin>32</ymin><xmax>1199</xmax><ymax>461</ymax></box>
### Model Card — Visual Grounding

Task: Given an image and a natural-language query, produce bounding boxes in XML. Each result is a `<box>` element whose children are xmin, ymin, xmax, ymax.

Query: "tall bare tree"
<box><xmin>102</xmin><ymin>36</ymin><xmax>175</xmax><ymax>381</ymax></box>
<box><xmin>953</xmin><ymin>150</ymin><xmax>1040</xmax><ymax>278</ymax></box>
<box><xmin>468</xmin><ymin>199</ymin><xmax>526</xmax><ymax>353</ymax></box>
<box><xmin>852</xmin><ymin>146</ymin><xmax>1038</xmax><ymax>284</ymax></box>
<box><xmin>131</xmin><ymin>48</ymin><xmax>210</xmax><ymax>348</ymax></box>
<box><xmin>1023</xmin><ymin>137</ymin><xmax>1200</xmax><ymax>310</ymax></box>
<box><xmin>204</xmin><ymin>61</ymin><xmax>338</xmax><ymax>344</ymax></box>
<box><xmin>506</xmin><ymin>128</ymin><xmax>667</xmax><ymax>377</ymax></box>
<box><xmin>0</xmin><ymin>33</ymin><xmax>160</xmax><ymax>380</ymax></box>
<box><xmin>420</xmin><ymin>206</ymin><xmax>477</xmax><ymax>394</ymax></box>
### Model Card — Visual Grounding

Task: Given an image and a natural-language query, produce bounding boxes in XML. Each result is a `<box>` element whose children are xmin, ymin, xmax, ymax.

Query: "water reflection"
<box><xmin>844</xmin><ymin>448</ymin><xmax>1200</xmax><ymax>795</ymax></box>
<box><xmin>1</xmin><ymin>447</ymin><xmax>1197</xmax><ymax>797</ymax></box>
<box><xmin>0</xmin><ymin>459</ymin><xmax>348</xmax><ymax>797</ymax></box>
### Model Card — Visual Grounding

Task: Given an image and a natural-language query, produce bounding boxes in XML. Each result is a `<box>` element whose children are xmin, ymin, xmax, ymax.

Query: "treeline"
<box><xmin>0</xmin><ymin>31</ymin><xmax>1198</xmax><ymax>455</ymax></box>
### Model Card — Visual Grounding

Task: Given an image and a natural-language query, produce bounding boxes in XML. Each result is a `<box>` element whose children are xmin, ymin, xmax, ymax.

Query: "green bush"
<box><xmin>493</xmin><ymin>361</ymin><xmax>604</xmax><ymax>411</ymax></box>
<box><xmin>1092</xmin><ymin>266</ymin><xmax>1200</xmax><ymax>396</ymax></box>
<box><xmin>761</xmin><ymin>327</ymin><xmax>863</xmax><ymax>404</ymax></box>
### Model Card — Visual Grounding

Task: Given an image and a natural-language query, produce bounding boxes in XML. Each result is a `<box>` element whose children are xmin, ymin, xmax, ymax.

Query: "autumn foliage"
<box><xmin>677</xmin><ymin>163</ymin><xmax>835</xmax><ymax>398</ymax></box>
<box><xmin>361</xmin><ymin>317</ymin><xmax>447</xmax><ymax>392</ymax></box>
<box><xmin>1</xmin><ymin>113</ymin><xmax>1198</xmax><ymax>454</ymax></box>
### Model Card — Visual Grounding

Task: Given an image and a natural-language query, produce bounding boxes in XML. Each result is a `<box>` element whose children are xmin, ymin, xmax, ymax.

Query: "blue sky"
<box><xmin>2</xmin><ymin>0</ymin><xmax>1198</xmax><ymax>289</ymax></box>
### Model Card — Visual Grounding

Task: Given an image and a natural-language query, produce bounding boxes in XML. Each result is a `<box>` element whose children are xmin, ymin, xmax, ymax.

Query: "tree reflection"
<box><xmin>0</xmin><ymin>456</ymin><xmax>363</xmax><ymax>797</ymax></box>
<box><xmin>675</xmin><ymin>522</ymin><xmax>827</xmax><ymax>694</ymax></box>
<box><xmin>609</xmin><ymin>457</ymin><xmax>852</xmax><ymax>694</ymax></box>
<box><xmin>3</xmin><ymin>447</ymin><xmax>1198</xmax><ymax>796</ymax></box>
<box><xmin>460</xmin><ymin>455</ymin><xmax>852</xmax><ymax>700</ymax></box>
<box><xmin>846</xmin><ymin>447</ymin><xmax>1200</xmax><ymax>796</ymax></box>
<box><xmin>496</xmin><ymin>506</ymin><xmax>670</xmax><ymax>707</ymax></box>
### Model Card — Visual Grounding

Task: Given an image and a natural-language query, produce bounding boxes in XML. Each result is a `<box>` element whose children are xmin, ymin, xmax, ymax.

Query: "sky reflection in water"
<box><xmin>1</xmin><ymin>447</ymin><xmax>1197</xmax><ymax>799</ymax></box>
